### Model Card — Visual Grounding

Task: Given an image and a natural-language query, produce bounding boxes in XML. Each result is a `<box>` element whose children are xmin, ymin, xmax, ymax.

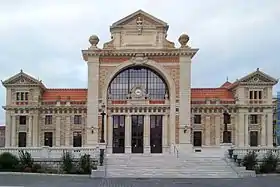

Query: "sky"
<box><xmin>0</xmin><ymin>0</ymin><xmax>280</xmax><ymax>125</ymax></box>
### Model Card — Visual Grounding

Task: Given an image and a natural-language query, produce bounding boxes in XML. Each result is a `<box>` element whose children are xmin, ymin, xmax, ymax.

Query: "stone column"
<box><xmin>5</xmin><ymin>112</ymin><xmax>11</xmax><ymax>147</ymax></box>
<box><xmin>261</xmin><ymin>114</ymin><xmax>266</xmax><ymax>146</ymax></box>
<box><xmin>65</xmin><ymin>116</ymin><xmax>71</xmax><ymax>146</ymax></box>
<box><xmin>215</xmin><ymin>115</ymin><xmax>220</xmax><ymax>146</ymax></box>
<box><xmin>178</xmin><ymin>56</ymin><xmax>192</xmax><ymax>150</ymax></box>
<box><xmin>244</xmin><ymin>114</ymin><xmax>249</xmax><ymax>147</ymax></box>
<box><xmin>125</xmin><ymin>115</ymin><xmax>131</xmax><ymax>153</ymax></box>
<box><xmin>11</xmin><ymin>115</ymin><xmax>16</xmax><ymax>147</ymax></box>
<box><xmin>205</xmin><ymin>116</ymin><xmax>211</xmax><ymax>146</ymax></box>
<box><xmin>86</xmin><ymin>56</ymin><xmax>100</xmax><ymax>146</ymax></box>
<box><xmin>267</xmin><ymin>112</ymin><xmax>273</xmax><ymax>146</ymax></box>
<box><xmin>234</xmin><ymin>115</ymin><xmax>239</xmax><ymax>146</ymax></box>
<box><xmin>27</xmin><ymin>115</ymin><xmax>33</xmax><ymax>147</ymax></box>
<box><xmin>144</xmin><ymin>115</ymin><xmax>150</xmax><ymax>154</ymax></box>
<box><xmin>162</xmin><ymin>115</ymin><xmax>168</xmax><ymax>151</ymax></box>
<box><xmin>55</xmin><ymin>116</ymin><xmax>61</xmax><ymax>147</ymax></box>
<box><xmin>237</xmin><ymin>112</ymin><xmax>245</xmax><ymax>147</ymax></box>
<box><xmin>32</xmin><ymin>114</ymin><xmax>39</xmax><ymax>147</ymax></box>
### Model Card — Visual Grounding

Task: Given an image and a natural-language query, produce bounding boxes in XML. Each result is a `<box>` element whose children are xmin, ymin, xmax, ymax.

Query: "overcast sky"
<box><xmin>0</xmin><ymin>0</ymin><xmax>280</xmax><ymax>125</ymax></box>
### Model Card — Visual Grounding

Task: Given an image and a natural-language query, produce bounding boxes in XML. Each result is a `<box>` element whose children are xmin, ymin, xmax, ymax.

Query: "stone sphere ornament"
<box><xmin>89</xmin><ymin>35</ymin><xmax>99</xmax><ymax>47</ymax></box>
<box><xmin>178</xmin><ymin>34</ymin><xmax>189</xmax><ymax>48</ymax></box>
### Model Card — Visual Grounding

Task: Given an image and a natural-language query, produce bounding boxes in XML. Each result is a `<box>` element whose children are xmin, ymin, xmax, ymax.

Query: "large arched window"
<box><xmin>108</xmin><ymin>66</ymin><xmax>168</xmax><ymax>100</ymax></box>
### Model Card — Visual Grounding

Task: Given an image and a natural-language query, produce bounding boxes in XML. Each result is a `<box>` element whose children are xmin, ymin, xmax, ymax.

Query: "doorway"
<box><xmin>131</xmin><ymin>115</ymin><xmax>144</xmax><ymax>153</ymax></box>
<box><xmin>193</xmin><ymin>131</ymin><xmax>202</xmax><ymax>147</ymax></box>
<box><xmin>250</xmin><ymin>131</ymin><xmax>258</xmax><ymax>147</ymax></box>
<box><xmin>112</xmin><ymin>115</ymin><xmax>125</xmax><ymax>153</ymax></box>
<box><xmin>150</xmin><ymin>115</ymin><xmax>162</xmax><ymax>153</ymax></box>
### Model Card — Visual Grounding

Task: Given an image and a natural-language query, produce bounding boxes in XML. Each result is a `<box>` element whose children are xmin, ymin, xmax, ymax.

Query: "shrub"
<box><xmin>61</xmin><ymin>151</ymin><xmax>74</xmax><ymax>174</ymax></box>
<box><xmin>242</xmin><ymin>151</ymin><xmax>258</xmax><ymax>170</ymax></box>
<box><xmin>31</xmin><ymin>163</ymin><xmax>42</xmax><ymax>173</ymax></box>
<box><xmin>18</xmin><ymin>150</ymin><xmax>34</xmax><ymax>171</ymax></box>
<box><xmin>99</xmin><ymin>150</ymin><xmax>104</xmax><ymax>166</ymax></box>
<box><xmin>79</xmin><ymin>154</ymin><xmax>92</xmax><ymax>174</ymax></box>
<box><xmin>0</xmin><ymin>152</ymin><xmax>19</xmax><ymax>171</ymax></box>
<box><xmin>259</xmin><ymin>151</ymin><xmax>279</xmax><ymax>173</ymax></box>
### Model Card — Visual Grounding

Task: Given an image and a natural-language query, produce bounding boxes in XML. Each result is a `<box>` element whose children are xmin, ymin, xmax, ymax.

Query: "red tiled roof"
<box><xmin>42</xmin><ymin>87</ymin><xmax>234</xmax><ymax>101</ymax></box>
<box><xmin>42</xmin><ymin>89</ymin><xmax>87</xmax><ymax>101</ymax></box>
<box><xmin>220</xmin><ymin>81</ymin><xmax>232</xmax><ymax>88</ymax></box>
<box><xmin>191</xmin><ymin>88</ymin><xmax>234</xmax><ymax>100</ymax></box>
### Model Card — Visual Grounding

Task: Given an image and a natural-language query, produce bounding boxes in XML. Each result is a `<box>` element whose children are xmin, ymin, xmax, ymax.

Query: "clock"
<box><xmin>135</xmin><ymin>88</ymin><xmax>142</xmax><ymax>96</ymax></box>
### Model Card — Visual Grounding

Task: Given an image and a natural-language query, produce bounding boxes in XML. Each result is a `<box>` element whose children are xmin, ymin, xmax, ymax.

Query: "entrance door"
<box><xmin>112</xmin><ymin>115</ymin><xmax>125</xmax><ymax>153</ymax></box>
<box><xmin>250</xmin><ymin>131</ymin><xmax>258</xmax><ymax>147</ymax></box>
<box><xmin>131</xmin><ymin>115</ymin><xmax>144</xmax><ymax>153</ymax></box>
<box><xmin>193</xmin><ymin>131</ymin><xmax>202</xmax><ymax>147</ymax></box>
<box><xmin>150</xmin><ymin>115</ymin><xmax>162</xmax><ymax>153</ymax></box>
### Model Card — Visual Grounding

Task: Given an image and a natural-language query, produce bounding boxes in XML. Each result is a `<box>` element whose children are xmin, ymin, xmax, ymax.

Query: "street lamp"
<box><xmin>100</xmin><ymin>103</ymin><xmax>106</xmax><ymax>143</ymax></box>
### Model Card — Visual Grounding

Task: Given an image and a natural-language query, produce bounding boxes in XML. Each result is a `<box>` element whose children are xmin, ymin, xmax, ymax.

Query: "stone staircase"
<box><xmin>105</xmin><ymin>153</ymin><xmax>239</xmax><ymax>178</ymax></box>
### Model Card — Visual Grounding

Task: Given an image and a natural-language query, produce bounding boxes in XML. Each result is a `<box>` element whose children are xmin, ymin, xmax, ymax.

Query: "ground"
<box><xmin>0</xmin><ymin>175</ymin><xmax>279</xmax><ymax>187</ymax></box>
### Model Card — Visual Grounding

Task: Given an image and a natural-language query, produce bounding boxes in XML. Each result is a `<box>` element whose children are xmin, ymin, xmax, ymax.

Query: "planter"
<box><xmin>237</xmin><ymin>158</ymin><xmax>242</xmax><ymax>166</ymax></box>
<box><xmin>233</xmin><ymin>154</ymin><xmax>238</xmax><ymax>162</ymax></box>
<box><xmin>228</xmin><ymin>149</ymin><xmax>233</xmax><ymax>159</ymax></box>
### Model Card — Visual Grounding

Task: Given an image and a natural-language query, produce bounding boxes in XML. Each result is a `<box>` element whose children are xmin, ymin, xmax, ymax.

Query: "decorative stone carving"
<box><xmin>178</xmin><ymin>34</ymin><xmax>189</xmax><ymax>48</ymax></box>
<box><xmin>131</xmin><ymin>54</ymin><xmax>148</xmax><ymax>65</ymax></box>
<box><xmin>130</xmin><ymin>85</ymin><xmax>146</xmax><ymax>99</ymax></box>
<box><xmin>103</xmin><ymin>35</ymin><xmax>115</xmax><ymax>49</ymax></box>
<box><xmin>163</xmin><ymin>34</ymin><xmax>175</xmax><ymax>48</ymax></box>
<box><xmin>136</xmin><ymin>16</ymin><xmax>143</xmax><ymax>35</ymax></box>
<box><xmin>89</xmin><ymin>35</ymin><xmax>99</xmax><ymax>49</ymax></box>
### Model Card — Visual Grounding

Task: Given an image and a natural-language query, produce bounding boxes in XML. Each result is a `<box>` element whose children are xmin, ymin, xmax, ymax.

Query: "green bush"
<box><xmin>61</xmin><ymin>151</ymin><xmax>74</xmax><ymax>174</ymax></box>
<box><xmin>259</xmin><ymin>151</ymin><xmax>279</xmax><ymax>173</ymax></box>
<box><xmin>242</xmin><ymin>151</ymin><xmax>258</xmax><ymax>170</ymax></box>
<box><xmin>79</xmin><ymin>154</ymin><xmax>92</xmax><ymax>174</ymax></box>
<box><xmin>0</xmin><ymin>152</ymin><xmax>19</xmax><ymax>171</ymax></box>
<box><xmin>31</xmin><ymin>163</ymin><xmax>42</xmax><ymax>173</ymax></box>
<box><xmin>99</xmin><ymin>150</ymin><xmax>104</xmax><ymax>166</ymax></box>
<box><xmin>18</xmin><ymin>150</ymin><xmax>34</xmax><ymax>171</ymax></box>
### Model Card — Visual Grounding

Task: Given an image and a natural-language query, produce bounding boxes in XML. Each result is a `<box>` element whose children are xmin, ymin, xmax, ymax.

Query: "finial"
<box><xmin>226</xmin><ymin>76</ymin><xmax>229</xmax><ymax>82</ymax></box>
<box><xmin>257</xmin><ymin>68</ymin><xmax>259</xmax><ymax>71</ymax></box>
<box><xmin>178</xmin><ymin>34</ymin><xmax>189</xmax><ymax>48</ymax></box>
<box><xmin>20</xmin><ymin>69</ymin><xmax>23</xmax><ymax>73</ymax></box>
<box><xmin>89</xmin><ymin>35</ymin><xmax>99</xmax><ymax>49</ymax></box>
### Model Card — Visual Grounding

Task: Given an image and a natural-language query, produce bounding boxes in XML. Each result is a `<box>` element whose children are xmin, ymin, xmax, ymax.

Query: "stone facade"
<box><xmin>1</xmin><ymin>10</ymin><xmax>278</xmax><ymax>154</ymax></box>
<box><xmin>0</xmin><ymin>126</ymin><xmax>5</xmax><ymax>147</ymax></box>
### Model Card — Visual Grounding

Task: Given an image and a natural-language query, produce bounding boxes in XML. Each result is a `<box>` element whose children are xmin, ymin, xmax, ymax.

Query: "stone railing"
<box><xmin>231</xmin><ymin>147</ymin><xmax>280</xmax><ymax>160</ymax></box>
<box><xmin>0</xmin><ymin>146</ymin><xmax>99</xmax><ymax>159</ymax></box>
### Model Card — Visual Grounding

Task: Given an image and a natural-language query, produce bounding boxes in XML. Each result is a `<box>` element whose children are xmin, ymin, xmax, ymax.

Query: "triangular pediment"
<box><xmin>111</xmin><ymin>10</ymin><xmax>168</xmax><ymax>28</ymax></box>
<box><xmin>1</xmin><ymin>70</ymin><xmax>46</xmax><ymax>88</ymax></box>
<box><xmin>237</xmin><ymin>69</ymin><xmax>278</xmax><ymax>85</ymax></box>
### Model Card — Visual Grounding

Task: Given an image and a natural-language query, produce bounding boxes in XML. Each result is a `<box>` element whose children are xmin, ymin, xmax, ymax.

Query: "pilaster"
<box><xmin>32</xmin><ymin>113</ymin><xmax>39</xmax><ymax>147</ymax></box>
<box><xmin>214</xmin><ymin>115</ymin><xmax>220</xmax><ymax>146</ymax></box>
<box><xmin>27</xmin><ymin>115</ymin><xmax>33</xmax><ymax>147</ymax></box>
<box><xmin>86</xmin><ymin>56</ymin><xmax>100</xmax><ymax>146</ymax></box>
<box><xmin>11</xmin><ymin>115</ymin><xmax>16</xmax><ymax>147</ymax></box>
<box><xmin>266</xmin><ymin>111</ymin><xmax>273</xmax><ymax>146</ymax></box>
<box><xmin>125</xmin><ymin>115</ymin><xmax>131</xmax><ymax>153</ymax></box>
<box><xmin>261</xmin><ymin>114</ymin><xmax>267</xmax><ymax>146</ymax></box>
<box><xmin>178</xmin><ymin>56</ymin><xmax>192</xmax><ymax>146</ymax></box>
<box><xmin>55</xmin><ymin>116</ymin><xmax>61</xmax><ymax>147</ymax></box>
<box><xmin>144</xmin><ymin>115</ymin><xmax>150</xmax><ymax>154</ymax></box>
<box><xmin>244</xmin><ymin>114</ymin><xmax>249</xmax><ymax>146</ymax></box>
<box><xmin>205</xmin><ymin>116</ymin><xmax>211</xmax><ymax>146</ymax></box>
<box><xmin>65</xmin><ymin>116</ymin><xmax>71</xmax><ymax>146</ymax></box>
<box><xmin>163</xmin><ymin>114</ymin><xmax>168</xmax><ymax>147</ymax></box>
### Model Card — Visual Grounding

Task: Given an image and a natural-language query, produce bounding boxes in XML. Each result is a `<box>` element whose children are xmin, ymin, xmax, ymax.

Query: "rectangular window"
<box><xmin>254</xmin><ymin>91</ymin><xmax>258</xmax><ymax>99</ymax></box>
<box><xmin>74</xmin><ymin>115</ymin><xmax>82</xmax><ymax>125</ymax></box>
<box><xmin>44</xmin><ymin>132</ymin><xmax>53</xmax><ymax>147</ymax></box>
<box><xmin>19</xmin><ymin>116</ymin><xmax>27</xmax><ymax>125</ymax></box>
<box><xmin>250</xmin><ymin>115</ymin><xmax>258</xmax><ymax>124</ymax></box>
<box><xmin>45</xmin><ymin>115</ymin><xmax>52</xmax><ymax>125</ymax></box>
<box><xmin>194</xmin><ymin>115</ymin><xmax>201</xmax><ymax>124</ymax></box>
<box><xmin>73</xmin><ymin>131</ymin><xmax>82</xmax><ymax>147</ymax></box>
<box><xmin>259</xmin><ymin>91</ymin><xmax>262</xmax><ymax>99</ymax></box>
<box><xmin>18</xmin><ymin>132</ymin><xmax>26</xmax><ymax>147</ymax></box>
<box><xmin>249</xmin><ymin>91</ymin><xmax>253</xmax><ymax>99</ymax></box>
<box><xmin>16</xmin><ymin>92</ymin><xmax>29</xmax><ymax>101</ymax></box>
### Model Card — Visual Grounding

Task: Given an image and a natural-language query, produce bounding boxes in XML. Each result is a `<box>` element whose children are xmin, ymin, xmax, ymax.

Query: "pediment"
<box><xmin>2</xmin><ymin>70</ymin><xmax>46</xmax><ymax>88</ymax></box>
<box><xmin>238</xmin><ymin>69</ymin><xmax>278</xmax><ymax>85</ymax></box>
<box><xmin>111</xmin><ymin>10</ymin><xmax>168</xmax><ymax>28</ymax></box>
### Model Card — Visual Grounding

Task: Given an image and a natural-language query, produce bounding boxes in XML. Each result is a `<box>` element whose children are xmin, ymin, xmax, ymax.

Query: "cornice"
<box><xmin>82</xmin><ymin>48</ymin><xmax>199</xmax><ymax>61</ymax></box>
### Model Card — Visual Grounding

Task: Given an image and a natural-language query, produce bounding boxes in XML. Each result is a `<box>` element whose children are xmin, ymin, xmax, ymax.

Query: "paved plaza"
<box><xmin>0</xmin><ymin>175</ymin><xmax>279</xmax><ymax>187</ymax></box>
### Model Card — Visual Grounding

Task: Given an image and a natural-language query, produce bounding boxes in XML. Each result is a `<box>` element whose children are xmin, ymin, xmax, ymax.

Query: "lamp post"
<box><xmin>100</xmin><ymin>103</ymin><xmax>106</xmax><ymax>143</ymax></box>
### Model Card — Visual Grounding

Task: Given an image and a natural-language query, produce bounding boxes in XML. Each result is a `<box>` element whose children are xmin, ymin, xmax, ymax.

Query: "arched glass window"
<box><xmin>108</xmin><ymin>66</ymin><xmax>168</xmax><ymax>100</ymax></box>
